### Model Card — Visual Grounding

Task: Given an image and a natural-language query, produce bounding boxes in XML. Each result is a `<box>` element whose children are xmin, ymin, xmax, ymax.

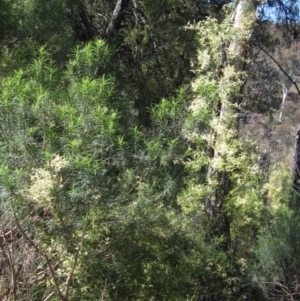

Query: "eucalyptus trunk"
<box><xmin>205</xmin><ymin>0</ymin><xmax>257</xmax><ymax>243</ymax></box>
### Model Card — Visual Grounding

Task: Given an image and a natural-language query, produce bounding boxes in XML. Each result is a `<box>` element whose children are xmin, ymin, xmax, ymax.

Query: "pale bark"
<box><xmin>230</xmin><ymin>0</ymin><xmax>254</xmax><ymax>72</ymax></box>
<box><xmin>206</xmin><ymin>0</ymin><xmax>256</xmax><ymax>217</ymax></box>
<box><xmin>105</xmin><ymin>0</ymin><xmax>130</xmax><ymax>38</ymax></box>
<box><xmin>293</xmin><ymin>130</ymin><xmax>300</xmax><ymax>184</ymax></box>
<box><xmin>279</xmin><ymin>81</ymin><xmax>291</xmax><ymax>122</ymax></box>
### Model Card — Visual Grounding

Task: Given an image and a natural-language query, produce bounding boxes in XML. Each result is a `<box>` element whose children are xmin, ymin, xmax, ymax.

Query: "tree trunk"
<box><xmin>105</xmin><ymin>0</ymin><xmax>130</xmax><ymax>39</ymax></box>
<box><xmin>205</xmin><ymin>1</ymin><xmax>257</xmax><ymax>249</ymax></box>
<box><xmin>279</xmin><ymin>80</ymin><xmax>292</xmax><ymax>122</ymax></box>
<box><xmin>206</xmin><ymin>0</ymin><xmax>256</xmax><ymax>216</ymax></box>
<box><xmin>293</xmin><ymin>130</ymin><xmax>300</xmax><ymax>185</ymax></box>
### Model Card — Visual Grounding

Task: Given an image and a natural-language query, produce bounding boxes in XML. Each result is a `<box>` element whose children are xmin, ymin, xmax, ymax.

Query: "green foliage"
<box><xmin>254</xmin><ymin>207</ymin><xmax>300</xmax><ymax>299</ymax></box>
<box><xmin>0</xmin><ymin>1</ymin><xmax>298</xmax><ymax>301</ymax></box>
<box><xmin>0</xmin><ymin>38</ymin><xmax>205</xmax><ymax>301</ymax></box>
<box><xmin>0</xmin><ymin>40</ymin><xmax>121</xmax><ymax>300</ymax></box>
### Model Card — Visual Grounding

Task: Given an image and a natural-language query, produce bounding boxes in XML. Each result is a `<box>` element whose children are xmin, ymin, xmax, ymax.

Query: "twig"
<box><xmin>100</xmin><ymin>279</ymin><xmax>107</xmax><ymax>301</ymax></box>
<box><xmin>12</xmin><ymin>209</ymin><xmax>66</xmax><ymax>301</ymax></box>
<box><xmin>64</xmin><ymin>227</ymin><xmax>86</xmax><ymax>300</ymax></box>
<box><xmin>43</xmin><ymin>291</ymin><xmax>55</xmax><ymax>301</ymax></box>
<box><xmin>253</xmin><ymin>42</ymin><xmax>300</xmax><ymax>95</ymax></box>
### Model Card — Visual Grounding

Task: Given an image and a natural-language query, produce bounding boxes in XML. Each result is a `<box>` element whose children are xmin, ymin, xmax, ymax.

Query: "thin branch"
<box><xmin>29</xmin><ymin>261</ymin><xmax>60</xmax><ymax>286</ymax></box>
<box><xmin>253</xmin><ymin>42</ymin><xmax>300</xmax><ymax>95</ymax></box>
<box><xmin>6</xmin><ymin>226</ymin><xmax>16</xmax><ymax>301</ymax></box>
<box><xmin>291</xmin><ymin>185</ymin><xmax>300</xmax><ymax>198</ymax></box>
<box><xmin>12</xmin><ymin>209</ymin><xmax>66</xmax><ymax>301</ymax></box>
<box><xmin>100</xmin><ymin>279</ymin><xmax>107</xmax><ymax>301</ymax></box>
<box><xmin>43</xmin><ymin>291</ymin><xmax>55</xmax><ymax>301</ymax></box>
<box><xmin>64</xmin><ymin>227</ymin><xmax>86</xmax><ymax>300</ymax></box>
<box><xmin>64</xmin><ymin>204</ymin><xmax>90</xmax><ymax>299</ymax></box>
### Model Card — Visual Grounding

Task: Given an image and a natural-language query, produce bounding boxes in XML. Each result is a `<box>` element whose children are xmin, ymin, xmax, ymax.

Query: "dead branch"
<box><xmin>254</xmin><ymin>42</ymin><xmax>300</xmax><ymax>95</ymax></box>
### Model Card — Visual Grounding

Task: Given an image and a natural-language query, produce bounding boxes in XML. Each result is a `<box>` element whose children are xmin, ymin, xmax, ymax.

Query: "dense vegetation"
<box><xmin>0</xmin><ymin>0</ymin><xmax>300</xmax><ymax>300</ymax></box>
